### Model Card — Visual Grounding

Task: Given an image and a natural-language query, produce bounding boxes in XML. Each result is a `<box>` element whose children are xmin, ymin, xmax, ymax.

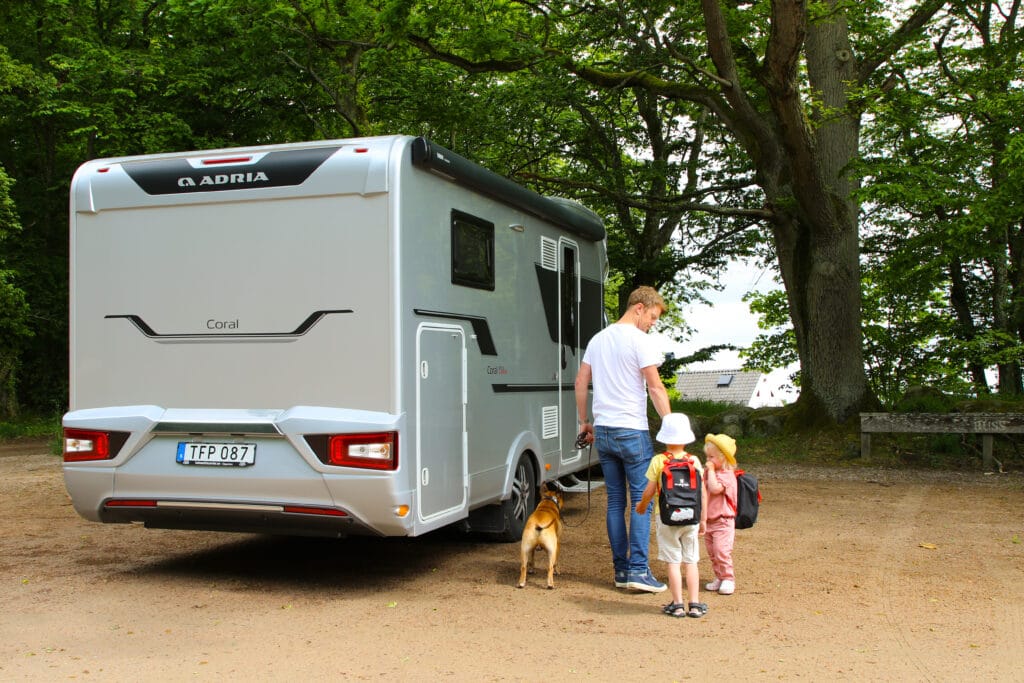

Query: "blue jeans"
<box><xmin>595</xmin><ymin>425</ymin><xmax>655</xmax><ymax>574</ymax></box>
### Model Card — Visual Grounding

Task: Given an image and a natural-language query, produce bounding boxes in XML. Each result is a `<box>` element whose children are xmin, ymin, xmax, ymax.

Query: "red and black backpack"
<box><xmin>658</xmin><ymin>455</ymin><xmax>702</xmax><ymax>526</ymax></box>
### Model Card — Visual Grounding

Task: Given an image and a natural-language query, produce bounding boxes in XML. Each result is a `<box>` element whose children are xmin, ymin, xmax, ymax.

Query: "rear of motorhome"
<box><xmin>63</xmin><ymin>135</ymin><xmax>607</xmax><ymax>540</ymax></box>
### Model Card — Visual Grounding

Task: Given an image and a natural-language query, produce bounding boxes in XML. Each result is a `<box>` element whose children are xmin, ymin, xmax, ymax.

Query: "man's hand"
<box><xmin>576</xmin><ymin>422</ymin><xmax>594</xmax><ymax>447</ymax></box>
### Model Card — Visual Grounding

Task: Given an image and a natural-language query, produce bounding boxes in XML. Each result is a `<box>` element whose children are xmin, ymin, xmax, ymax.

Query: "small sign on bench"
<box><xmin>860</xmin><ymin>412</ymin><xmax>1024</xmax><ymax>469</ymax></box>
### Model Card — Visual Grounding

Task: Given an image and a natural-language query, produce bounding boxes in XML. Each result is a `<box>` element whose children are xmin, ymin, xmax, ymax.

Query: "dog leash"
<box><xmin>559</xmin><ymin>431</ymin><xmax>596</xmax><ymax>528</ymax></box>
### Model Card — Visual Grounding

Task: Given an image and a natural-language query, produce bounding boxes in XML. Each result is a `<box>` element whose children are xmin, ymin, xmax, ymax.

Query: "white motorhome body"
<box><xmin>63</xmin><ymin>135</ymin><xmax>607</xmax><ymax>540</ymax></box>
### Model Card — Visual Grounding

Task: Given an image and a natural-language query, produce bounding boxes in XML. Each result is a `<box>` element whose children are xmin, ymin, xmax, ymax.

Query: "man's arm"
<box><xmin>575</xmin><ymin>362</ymin><xmax>594</xmax><ymax>442</ymax></box>
<box><xmin>642</xmin><ymin>364</ymin><xmax>671</xmax><ymax>417</ymax></box>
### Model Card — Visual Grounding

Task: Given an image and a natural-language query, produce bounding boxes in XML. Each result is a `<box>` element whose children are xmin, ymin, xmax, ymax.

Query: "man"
<box><xmin>575</xmin><ymin>285</ymin><xmax>671</xmax><ymax>592</ymax></box>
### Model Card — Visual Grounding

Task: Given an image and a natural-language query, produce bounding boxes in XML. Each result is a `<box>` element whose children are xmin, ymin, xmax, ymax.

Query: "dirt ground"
<box><xmin>2</xmin><ymin>439</ymin><xmax>1023</xmax><ymax>682</ymax></box>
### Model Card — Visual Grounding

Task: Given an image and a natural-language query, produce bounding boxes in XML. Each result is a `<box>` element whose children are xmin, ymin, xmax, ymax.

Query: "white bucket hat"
<box><xmin>656</xmin><ymin>413</ymin><xmax>695</xmax><ymax>446</ymax></box>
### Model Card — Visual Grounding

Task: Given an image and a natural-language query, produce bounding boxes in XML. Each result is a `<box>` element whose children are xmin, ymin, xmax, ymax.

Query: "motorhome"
<box><xmin>63</xmin><ymin>135</ymin><xmax>607</xmax><ymax>540</ymax></box>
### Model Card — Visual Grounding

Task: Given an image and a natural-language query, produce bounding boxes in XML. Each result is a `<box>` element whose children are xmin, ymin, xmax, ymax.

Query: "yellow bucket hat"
<box><xmin>704</xmin><ymin>433</ymin><xmax>737</xmax><ymax>466</ymax></box>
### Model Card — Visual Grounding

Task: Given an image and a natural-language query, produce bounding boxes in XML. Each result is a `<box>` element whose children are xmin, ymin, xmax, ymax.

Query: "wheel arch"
<box><xmin>502</xmin><ymin>431</ymin><xmax>545</xmax><ymax>497</ymax></box>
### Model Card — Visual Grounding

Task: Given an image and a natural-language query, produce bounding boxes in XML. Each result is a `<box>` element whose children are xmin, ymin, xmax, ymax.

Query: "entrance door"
<box><xmin>557</xmin><ymin>239</ymin><xmax>581</xmax><ymax>465</ymax></box>
<box><xmin>415</xmin><ymin>324</ymin><xmax>468</xmax><ymax>526</ymax></box>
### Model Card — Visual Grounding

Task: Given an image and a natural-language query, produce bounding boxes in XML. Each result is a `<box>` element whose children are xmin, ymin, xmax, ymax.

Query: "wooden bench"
<box><xmin>860</xmin><ymin>412</ymin><xmax>1024</xmax><ymax>469</ymax></box>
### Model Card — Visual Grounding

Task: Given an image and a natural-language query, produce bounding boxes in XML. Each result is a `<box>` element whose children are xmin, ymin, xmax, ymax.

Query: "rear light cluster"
<box><xmin>307</xmin><ymin>432</ymin><xmax>398</xmax><ymax>470</ymax></box>
<box><xmin>63</xmin><ymin>428</ymin><xmax>129</xmax><ymax>462</ymax></box>
<box><xmin>65</xmin><ymin>427</ymin><xmax>397</xmax><ymax>470</ymax></box>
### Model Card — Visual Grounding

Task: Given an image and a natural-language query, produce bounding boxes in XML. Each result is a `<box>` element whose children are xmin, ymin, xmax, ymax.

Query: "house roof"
<box><xmin>675</xmin><ymin>369</ymin><xmax>763</xmax><ymax>406</ymax></box>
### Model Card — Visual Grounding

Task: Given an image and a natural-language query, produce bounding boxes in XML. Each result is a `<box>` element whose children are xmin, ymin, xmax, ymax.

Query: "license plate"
<box><xmin>176</xmin><ymin>442</ymin><xmax>256</xmax><ymax>467</ymax></box>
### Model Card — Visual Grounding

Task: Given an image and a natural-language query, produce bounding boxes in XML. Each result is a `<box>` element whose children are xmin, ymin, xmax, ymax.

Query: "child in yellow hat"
<box><xmin>703</xmin><ymin>433</ymin><xmax>738</xmax><ymax>595</ymax></box>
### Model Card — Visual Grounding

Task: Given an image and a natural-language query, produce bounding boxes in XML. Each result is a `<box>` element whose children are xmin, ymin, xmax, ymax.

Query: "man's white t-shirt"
<box><xmin>582</xmin><ymin>323</ymin><xmax>664</xmax><ymax>430</ymax></box>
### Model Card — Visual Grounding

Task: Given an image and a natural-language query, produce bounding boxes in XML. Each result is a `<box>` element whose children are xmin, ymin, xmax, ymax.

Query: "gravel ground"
<box><xmin>2</xmin><ymin>439</ymin><xmax>1023</xmax><ymax>681</ymax></box>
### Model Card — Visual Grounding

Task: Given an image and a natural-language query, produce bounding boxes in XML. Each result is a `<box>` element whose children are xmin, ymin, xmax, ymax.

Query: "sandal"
<box><xmin>687</xmin><ymin>602</ymin><xmax>708</xmax><ymax>618</ymax></box>
<box><xmin>661</xmin><ymin>602</ymin><xmax>684</xmax><ymax>615</ymax></box>
<box><xmin>666</xmin><ymin>605</ymin><xmax>689</xmax><ymax>618</ymax></box>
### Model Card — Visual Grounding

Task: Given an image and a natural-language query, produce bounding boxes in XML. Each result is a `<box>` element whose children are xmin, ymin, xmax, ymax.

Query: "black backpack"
<box><xmin>658</xmin><ymin>455</ymin><xmax>702</xmax><ymax>526</ymax></box>
<box><xmin>730</xmin><ymin>468</ymin><xmax>761</xmax><ymax>529</ymax></box>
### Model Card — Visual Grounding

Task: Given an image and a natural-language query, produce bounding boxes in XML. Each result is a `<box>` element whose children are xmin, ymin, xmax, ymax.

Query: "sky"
<box><xmin>651</xmin><ymin>260</ymin><xmax>799</xmax><ymax>405</ymax></box>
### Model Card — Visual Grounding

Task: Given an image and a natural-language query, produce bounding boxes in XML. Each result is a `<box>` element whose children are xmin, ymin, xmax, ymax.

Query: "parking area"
<box><xmin>2</xmin><ymin>442</ymin><xmax>1022</xmax><ymax>680</ymax></box>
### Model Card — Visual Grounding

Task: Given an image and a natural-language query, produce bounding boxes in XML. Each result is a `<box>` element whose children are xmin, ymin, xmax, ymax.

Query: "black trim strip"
<box><xmin>413</xmin><ymin>309</ymin><xmax>497</xmax><ymax>356</ymax></box>
<box><xmin>410</xmin><ymin>137</ymin><xmax>605</xmax><ymax>243</ymax></box>
<box><xmin>122</xmin><ymin>146</ymin><xmax>340</xmax><ymax>195</ymax></box>
<box><xmin>153</xmin><ymin>422</ymin><xmax>282</xmax><ymax>435</ymax></box>
<box><xmin>491</xmin><ymin>383</ymin><xmax>576</xmax><ymax>393</ymax></box>
<box><xmin>105</xmin><ymin>309</ymin><xmax>353</xmax><ymax>340</ymax></box>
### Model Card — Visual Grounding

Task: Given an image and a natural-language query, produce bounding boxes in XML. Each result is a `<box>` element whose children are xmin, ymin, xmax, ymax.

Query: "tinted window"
<box><xmin>451</xmin><ymin>210</ymin><xmax>495</xmax><ymax>290</ymax></box>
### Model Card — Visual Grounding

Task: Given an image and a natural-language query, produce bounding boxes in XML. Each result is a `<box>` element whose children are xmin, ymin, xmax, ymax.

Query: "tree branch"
<box><xmin>406</xmin><ymin>34</ymin><xmax>540</xmax><ymax>73</ymax></box>
<box><xmin>517</xmin><ymin>170</ymin><xmax>771</xmax><ymax>219</ymax></box>
<box><xmin>857</xmin><ymin>0</ymin><xmax>949</xmax><ymax>85</ymax></box>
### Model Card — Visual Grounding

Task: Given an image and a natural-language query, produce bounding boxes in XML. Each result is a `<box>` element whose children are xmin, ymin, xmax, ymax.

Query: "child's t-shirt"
<box><xmin>644</xmin><ymin>451</ymin><xmax>704</xmax><ymax>492</ymax></box>
<box><xmin>706</xmin><ymin>468</ymin><xmax>738</xmax><ymax>521</ymax></box>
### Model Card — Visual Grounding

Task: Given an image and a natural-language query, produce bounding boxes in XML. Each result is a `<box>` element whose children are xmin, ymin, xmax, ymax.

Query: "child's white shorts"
<box><xmin>656</xmin><ymin>519</ymin><xmax>700</xmax><ymax>565</ymax></box>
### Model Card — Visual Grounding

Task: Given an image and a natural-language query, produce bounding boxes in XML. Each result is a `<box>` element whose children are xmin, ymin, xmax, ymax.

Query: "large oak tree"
<box><xmin>391</xmin><ymin>0</ymin><xmax>949</xmax><ymax>422</ymax></box>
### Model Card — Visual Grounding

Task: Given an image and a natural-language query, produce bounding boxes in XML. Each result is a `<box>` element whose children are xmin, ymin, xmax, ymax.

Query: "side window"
<box><xmin>561</xmin><ymin>244</ymin><xmax>578</xmax><ymax>345</ymax></box>
<box><xmin>451</xmin><ymin>210</ymin><xmax>495</xmax><ymax>290</ymax></box>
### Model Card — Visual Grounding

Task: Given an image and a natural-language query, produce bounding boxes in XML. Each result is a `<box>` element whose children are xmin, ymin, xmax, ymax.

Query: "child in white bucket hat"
<box><xmin>635</xmin><ymin>413</ymin><xmax>708</xmax><ymax>618</ymax></box>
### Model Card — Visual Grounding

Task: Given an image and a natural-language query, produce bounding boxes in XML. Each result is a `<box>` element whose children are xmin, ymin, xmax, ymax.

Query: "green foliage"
<box><xmin>0</xmin><ymin>413</ymin><xmax>60</xmax><ymax>441</ymax></box>
<box><xmin>0</xmin><ymin>165</ymin><xmax>30</xmax><ymax>419</ymax></box>
<box><xmin>741</xmin><ymin>289</ymin><xmax>799</xmax><ymax>385</ymax></box>
<box><xmin>892</xmin><ymin>386</ymin><xmax>955</xmax><ymax>413</ymax></box>
<box><xmin>856</xmin><ymin>0</ymin><xmax>1024</xmax><ymax>398</ymax></box>
<box><xmin>669</xmin><ymin>397</ymin><xmax>736</xmax><ymax>418</ymax></box>
<box><xmin>0</xmin><ymin>0</ymin><xmax>1020</xmax><ymax>433</ymax></box>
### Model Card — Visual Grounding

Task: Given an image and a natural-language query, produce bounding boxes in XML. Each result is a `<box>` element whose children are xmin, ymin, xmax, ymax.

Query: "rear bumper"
<box><xmin>99</xmin><ymin>498</ymin><xmax>379</xmax><ymax>538</ymax></box>
<box><xmin>63</xmin><ymin>405</ymin><xmax>414</xmax><ymax>537</ymax></box>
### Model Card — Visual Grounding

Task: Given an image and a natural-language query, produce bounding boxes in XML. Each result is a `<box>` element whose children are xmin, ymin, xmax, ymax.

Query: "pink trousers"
<box><xmin>704</xmin><ymin>516</ymin><xmax>735</xmax><ymax>581</ymax></box>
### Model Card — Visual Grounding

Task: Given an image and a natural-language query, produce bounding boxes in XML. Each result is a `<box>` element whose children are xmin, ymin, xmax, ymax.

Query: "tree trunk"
<box><xmin>792</xmin><ymin>2</ymin><xmax>870</xmax><ymax>421</ymax></box>
<box><xmin>713</xmin><ymin>0</ymin><xmax>872</xmax><ymax>423</ymax></box>
<box><xmin>0</xmin><ymin>351</ymin><xmax>18</xmax><ymax>420</ymax></box>
<box><xmin>949</xmin><ymin>257</ymin><xmax>992</xmax><ymax>392</ymax></box>
<box><xmin>987</xmin><ymin>119</ymin><xmax>1023</xmax><ymax>395</ymax></box>
<box><xmin>771</xmin><ymin>205</ymin><xmax>870</xmax><ymax>423</ymax></box>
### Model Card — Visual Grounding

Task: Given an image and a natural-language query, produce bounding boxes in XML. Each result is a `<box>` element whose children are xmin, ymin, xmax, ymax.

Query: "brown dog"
<box><xmin>517</xmin><ymin>484</ymin><xmax>563</xmax><ymax>589</ymax></box>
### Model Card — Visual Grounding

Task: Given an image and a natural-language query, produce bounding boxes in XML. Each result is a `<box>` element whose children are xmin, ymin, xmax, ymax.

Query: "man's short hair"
<box><xmin>627</xmin><ymin>285</ymin><xmax>665</xmax><ymax>313</ymax></box>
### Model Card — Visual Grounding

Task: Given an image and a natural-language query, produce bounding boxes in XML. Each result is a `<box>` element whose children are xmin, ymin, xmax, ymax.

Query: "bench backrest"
<box><xmin>860</xmin><ymin>412</ymin><xmax>1024</xmax><ymax>434</ymax></box>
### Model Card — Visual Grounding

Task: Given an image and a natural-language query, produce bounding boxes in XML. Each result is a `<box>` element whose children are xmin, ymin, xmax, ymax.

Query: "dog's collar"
<box><xmin>542</xmin><ymin>494</ymin><xmax>561</xmax><ymax>505</ymax></box>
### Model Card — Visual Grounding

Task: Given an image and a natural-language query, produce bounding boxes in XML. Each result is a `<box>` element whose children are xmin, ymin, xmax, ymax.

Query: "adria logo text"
<box><xmin>177</xmin><ymin>172</ymin><xmax>270</xmax><ymax>188</ymax></box>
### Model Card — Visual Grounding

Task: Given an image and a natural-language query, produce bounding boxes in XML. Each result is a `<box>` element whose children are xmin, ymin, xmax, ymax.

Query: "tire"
<box><xmin>496</xmin><ymin>454</ymin><xmax>537</xmax><ymax>542</ymax></box>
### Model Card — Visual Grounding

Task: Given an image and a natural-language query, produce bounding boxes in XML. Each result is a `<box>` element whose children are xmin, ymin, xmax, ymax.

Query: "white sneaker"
<box><xmin>718</xmin><ymin>579</ymin><xmax>735</xmax><ymax>595</ymax></box>
<box><xmin>705</xmin><ymin>578</ymin><xmax>722</xmax><ymax>591</ymax></box>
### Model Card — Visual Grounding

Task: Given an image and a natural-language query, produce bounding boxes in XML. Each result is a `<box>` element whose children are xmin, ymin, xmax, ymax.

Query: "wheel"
<box><xmin>497</xmin><ymin>454</ymin><xmax>537</xmax><ymax>542</ymax></box>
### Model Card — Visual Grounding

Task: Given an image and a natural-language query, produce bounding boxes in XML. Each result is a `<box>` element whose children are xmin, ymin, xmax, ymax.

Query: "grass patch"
<box><xmin>670</xmin><ymin>397</ymin><xmax>736</xmax><ymax>418</ymax></box>
<box><xmin>0</xmin><ymin>413</ymin><xmax>61</xmax><ymax>440</ymax></box>
<box><xmin>738</xmin><ymin>424</ymin><xmax>862</xmax><ymax>467</ymax></box>
<box><xmin>0</xmin><ymin>413</ymin><xmax>63</xmax><ymax>454</ymax></box>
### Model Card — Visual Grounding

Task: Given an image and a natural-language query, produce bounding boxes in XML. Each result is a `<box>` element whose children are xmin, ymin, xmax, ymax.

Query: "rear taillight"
<box><xmin>326</xmin><ymin>432</ymin><xmax>398</xmax><ymax>470</ymax></box>
<box><xmin>63</xmin><ymin>428</ymin><xmax>129</xmax><ymax>462</ymax></box>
